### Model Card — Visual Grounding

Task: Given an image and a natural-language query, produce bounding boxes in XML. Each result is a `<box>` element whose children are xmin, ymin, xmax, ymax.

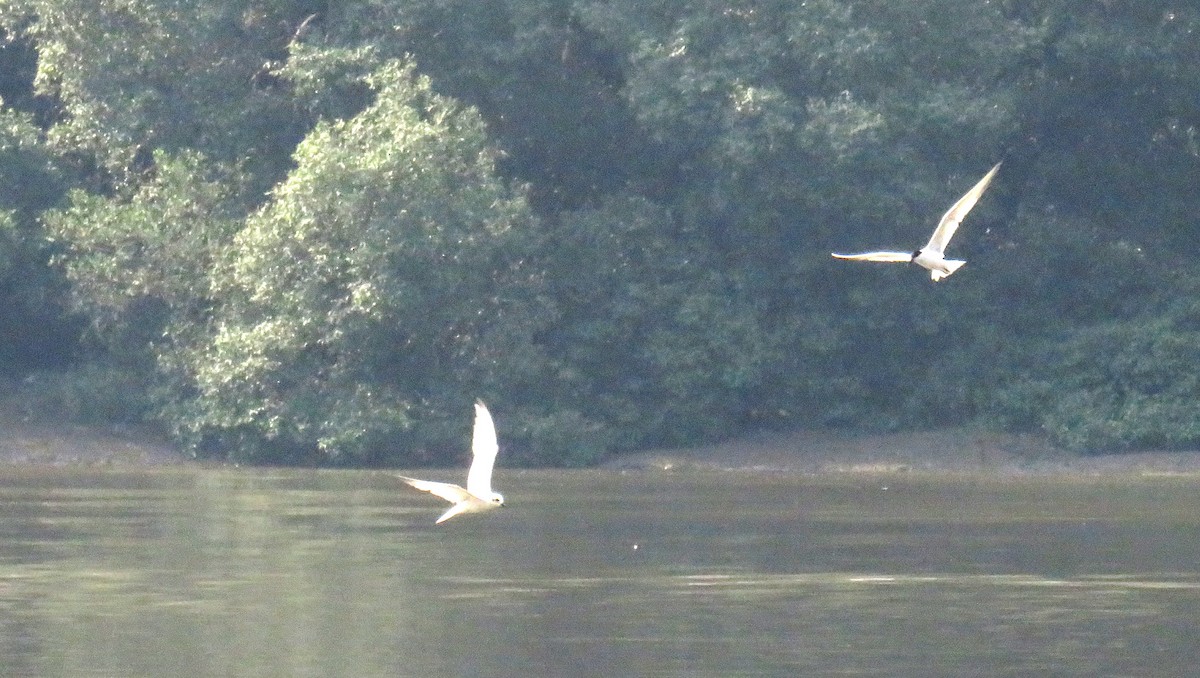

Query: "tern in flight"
<box><xmin>398</xmin><ymin>401</ymin><xmax>505</xmax><ymax>524</ymax></box>
<box><xmin>832</xmin><ymin>162</ymin><xmax>1002</xmax><ymax>281</ymax></box>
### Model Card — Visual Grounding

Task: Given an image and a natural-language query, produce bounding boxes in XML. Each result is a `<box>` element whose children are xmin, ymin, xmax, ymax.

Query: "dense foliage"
<box><xmin>0</xmin><ymin>1</ymin><xmax>1197</xmax><ymax>464</ymax></box>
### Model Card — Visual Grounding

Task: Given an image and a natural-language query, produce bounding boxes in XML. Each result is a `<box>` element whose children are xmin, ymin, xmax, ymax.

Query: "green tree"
<box><xmin>7</xmin><ymin>0</ymin><xmax>1200</xmax><ymax>462</ymax></box>
<box><xmin>994</xmin><ymin>301</ymin><xmax>1200</xmax><ymax>452</ymax></box>
<box><xmin>320</xmin><ymin>0</ymin><xmax>668</xmax><ymax>213</ymax></box>
<box><xmin>172</xmin><ymin>58</ymin><xmax>550</xmax><ymax>464</ymax></box>
<box><xmin>538</xmin><ymin>196</ymin><xmax>782</xmax><ymax>449</ymax></box>
<box><xmin>0</xmin><ymin>0</ymin><xmax>316</xmax><ymax>194</ymax></box>
<box><xmin>42</xmin><ymin>150</ymin><xmax>242</xmax><ymax>420</ymax></box>
<box><xmin>570</xmin><ymin>0</ymin><xmax>1033</xmax><ymax>429</ymax></box>
<box><xmin>0</xmin><ymin>109</ymin><xmax>74</xmax><ymax>374</ymax></box>
<box><xmin>975</xmin><ymin>3</ymin><xmax>1200</xmax><ymax>451</ymax></box>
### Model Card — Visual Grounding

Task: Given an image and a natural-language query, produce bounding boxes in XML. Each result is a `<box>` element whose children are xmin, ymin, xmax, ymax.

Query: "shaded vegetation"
<box><xmin>0</xmin><ymin>0</ymin><xmax>1197</xmax><ymax>464</ymax></box>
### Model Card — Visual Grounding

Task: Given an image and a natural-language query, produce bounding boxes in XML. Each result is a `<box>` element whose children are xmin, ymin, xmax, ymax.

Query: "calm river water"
<box><xmin>0</xmin><ymin>466</ymin><xmax>1198</xmax><ymax>676</ymax></box>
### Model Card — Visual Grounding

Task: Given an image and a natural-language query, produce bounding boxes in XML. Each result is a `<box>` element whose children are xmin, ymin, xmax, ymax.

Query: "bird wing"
<box><xmin>466</xmin><ymin>400</ymin><xmax>500</xmax><ymax>498</ymax></box>
<box><xmin>397</xmin><ymin>475</ymin><xmax>472</xmax><ymax>504</ymax></box>
<box><xmin>924</xmin><ymin>161</ymin><xmax>1001</xmax><ymax>255</ymax></box>
<box><xmin>831</xmin><ymin>251</ymin><xmax>914</xmax><ymax>263</ymax></box>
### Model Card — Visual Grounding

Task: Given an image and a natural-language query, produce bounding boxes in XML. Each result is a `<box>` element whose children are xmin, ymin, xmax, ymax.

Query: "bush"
<box><xmin>173</xmin><ymin>57</ymin><xmax>549</xmax><ymax>464</ymax></box>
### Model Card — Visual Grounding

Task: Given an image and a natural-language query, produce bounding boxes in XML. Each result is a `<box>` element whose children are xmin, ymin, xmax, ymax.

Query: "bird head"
<box><xmin>489</xmin><ymin>492</ymin><xmax>506</xmax><ymax>507</ymax></box>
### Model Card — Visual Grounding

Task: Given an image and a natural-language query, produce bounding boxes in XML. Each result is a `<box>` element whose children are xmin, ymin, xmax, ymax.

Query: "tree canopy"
<box><xmin>1</xmin><ymin>0</ymin><xmax>1198</xmax><ymax>464</ymax></box>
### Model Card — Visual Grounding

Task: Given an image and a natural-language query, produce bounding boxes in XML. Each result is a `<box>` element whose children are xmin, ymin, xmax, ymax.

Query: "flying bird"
<box><xmin>398</xmin><ymin>401</ymin><xmax>505</xmax><ymax>524</ymax></box>
<box><xmin>832</xmin><ymin>162</ymin><xmax>1002</xmax><ymax>281</ymax></box>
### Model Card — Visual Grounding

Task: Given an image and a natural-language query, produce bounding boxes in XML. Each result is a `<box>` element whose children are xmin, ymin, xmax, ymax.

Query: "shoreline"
<box><xmin>3</xmin><ymin>411</ymin><xmax>1200</xmax><ymax>475</ymax></box>
<box><xmin>0</xmin><ymin>412</ymin><xmax>185</xmax><ymax>466</ymax></box>
<box><xmin>601</xmin><ymin>428</ymin><xmax>1200</xmax><ymax>476</ymax></box>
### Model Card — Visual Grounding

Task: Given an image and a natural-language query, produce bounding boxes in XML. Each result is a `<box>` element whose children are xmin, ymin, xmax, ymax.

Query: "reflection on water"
<box><xmin>0</xmin><ymin>467</ymin><xmax>1198</xmax><ymax>676</ymax></box>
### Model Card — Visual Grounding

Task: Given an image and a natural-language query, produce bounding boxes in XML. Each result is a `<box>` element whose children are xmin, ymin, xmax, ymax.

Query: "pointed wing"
<box><xmin>924</xmin><ymin>162</ymin><xmax>1001</xmax><ymax>256</ymax></box>
<box><xmin>466</xmin><ymin>400</ymin><xmax>500</xmax><ymax>498</ymax></box>
<box><xmin>397</xmin><ymin>475</ymin><xmax>471</xmax><ymax>504</ymax></box>
<box><xmin>831</xmin><ymin>251</ymin><xmax>913</xmax><ymax>263</ymax></box>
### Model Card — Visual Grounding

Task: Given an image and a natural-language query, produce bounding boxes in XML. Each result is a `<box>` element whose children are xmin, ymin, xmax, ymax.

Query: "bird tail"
<box><xmin>435</xmin><ymin>502</ymin><xmax>471</xmax><ymax>524</ymax></box>
<box><xmin>930</xmin><ymin>260</ymin><xmax>966</xmax><ymax>282</ymax></box>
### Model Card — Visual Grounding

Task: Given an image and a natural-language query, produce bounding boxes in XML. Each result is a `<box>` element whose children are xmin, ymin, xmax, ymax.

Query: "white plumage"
<box><xmin>832</xmin><ymin>162</ymin><xmax>1002</xmax><ymax>282</ymax></box>
<box><xmin>398</xmin><ymin>401</ymin><xmax>505</xmax><ymax>524</ymax></box>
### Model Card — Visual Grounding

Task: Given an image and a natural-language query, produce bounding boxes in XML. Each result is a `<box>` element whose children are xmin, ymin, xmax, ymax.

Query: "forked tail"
<box><xmin>930</xmin><ymin>259</ymin><xmax>966</xmax><ymax>282</ymax></box>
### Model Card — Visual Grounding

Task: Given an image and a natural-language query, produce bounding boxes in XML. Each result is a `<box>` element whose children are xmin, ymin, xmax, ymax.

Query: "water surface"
<box><xmin>1</xmin><ymin>467</ymin><xmax>1197</xmax><ymax>676</ymax></box>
